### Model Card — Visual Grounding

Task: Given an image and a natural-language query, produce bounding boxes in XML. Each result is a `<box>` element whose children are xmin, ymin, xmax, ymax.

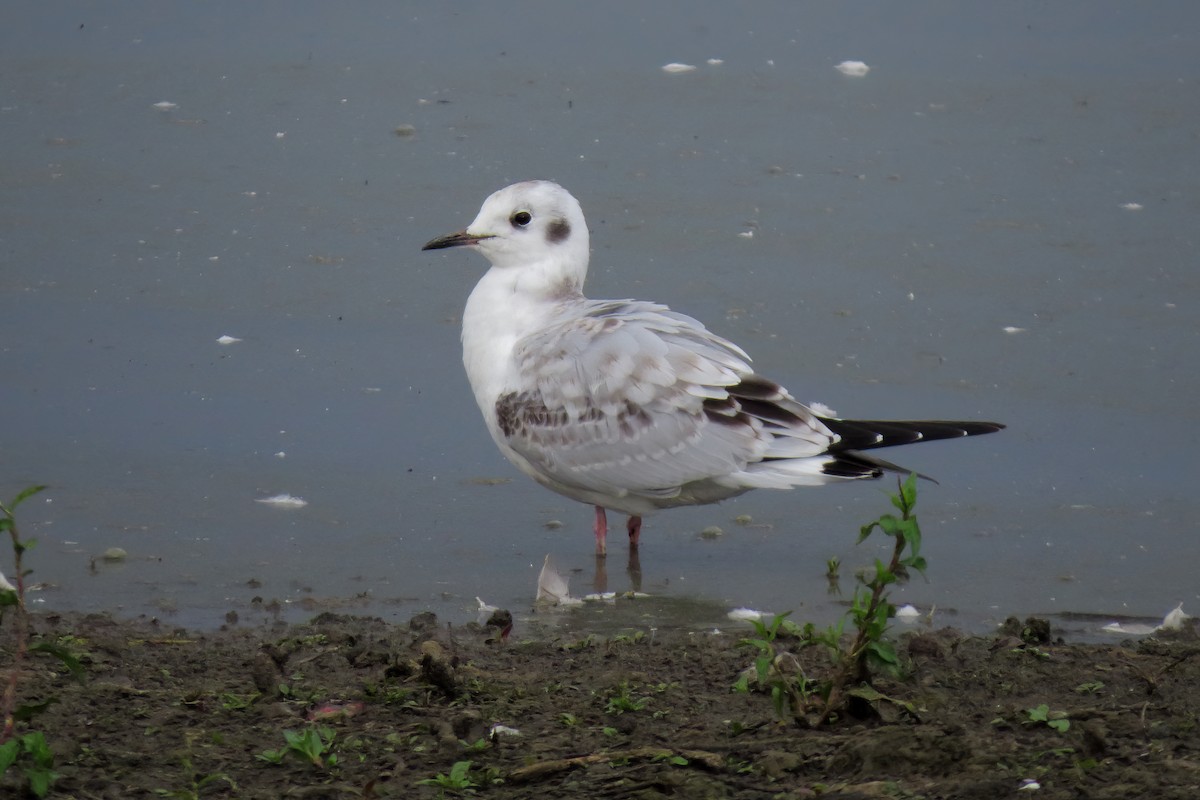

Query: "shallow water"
<box><xmin>2</xmin><ymin>3</ymin><xmax>1197</xmax><ymax>636</ymax></box>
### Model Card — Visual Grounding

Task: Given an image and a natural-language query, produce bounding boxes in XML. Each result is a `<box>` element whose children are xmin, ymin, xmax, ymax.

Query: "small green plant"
<box><xmin>734</xmin><ymin>474</ymin><xmax>927</xmax><ymax>725</ymax></box>
<box><xmin>816</xmin><ymin>473</ymin><xmax>925</xmax><ymax>722</ymax></box>
<box><xmin>563</xmin><ymin>634</ymin><xmax>598</xmax><ymax>651</ymax></box>
<box><xmin>417</xmin><ymin>759</ymin><xmax>478</xmax><ymax>795</ymax></box>
<box><xmin>2</xmin><ymin>485</ymin><xmax>83</xmax><ymax>799</ymax></box>
<box><xmin>1025</xmin><ymin>704</ymin><xmax>1070</xmax><ymax>733</ymax></box>
<box><xmin>651</xmin><ymin>751</ymin><xmax>689</xmax><ymax>766</ymax></box>
<box><xmin>558</xmin><ymin>712</ymin><xmax>580</xmax><ymax>727</ymax></box>
<box><xmin>257</xmin><ymin>726</ymin><xmax>337</xmax><ymax>768</ymax></box>
<box><xmin>219</xmin><ymin>691</ymin><xmax>260</xmax><ymax>711</ymax></box>
<box><xmin>154</xmin><ymin>739</ymin><xmax>238</xmax><ymax>799</ymax></box>
<box><xmin>825</xmin><ymin>555</ymin><xmax>843</xmax><ymax>595</ymax></box>
<box><xmin>0</xmin><ymin>732</ymin><xmax>58</xmax><ymax>798</ymax></box>
<box><xmin>734</xmin><ymin>611</ymin><xmax>813</xmax><ymax>720</ymax></box>
<box><xmin>604</xmin><ymin>682</ymin><xmax>648</xmax><ymax>714</ymax></box>
<box><xmin>610</xmin><ymin>630</ymin><xmax>646</xmax><ymax>646</ymax></box>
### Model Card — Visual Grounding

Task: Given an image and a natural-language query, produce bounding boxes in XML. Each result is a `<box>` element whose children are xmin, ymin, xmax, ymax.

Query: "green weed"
<box><xmin>734</xmin><ymin>474</ymin><xmax>929</xmax><ymax>724</ymax></box>
<box><xmin>604</xmin><ymin>682</ymin><xmax>648</xmax><ymax>714</ymax></box>
<box><xmin>1</xmin><ymin>485</ymin><xmax>81</xmax><ymax>798</ymax></box>
<box><xmin>417</xmin><ymin>759</ymin><xmax>478</xmax><ymax>795</ymax></box>
<box><xmin>0</xmin><ymin>732</ymin><xmax>58</xmax><ymax>798</ymax></box>
<box><xmin>256</xmin><ymin>726</ymin><xmax>338</xmax><ymax>768</ymax></box>
<box><xmin>1026</xmin><ymin>704</ymin><xmax>1071</xmax><ymax>733</ymax></box>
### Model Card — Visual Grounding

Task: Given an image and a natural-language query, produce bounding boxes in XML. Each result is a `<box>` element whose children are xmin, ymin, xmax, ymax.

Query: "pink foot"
<box><xmin>626</xmin><ymin>516</ymin><xmax>642</xmax><ymax>550</ymax></box>
<box><xmin>593</xmin><ymin>505</ymin><xmax>608</xmax><ymax>556</ymax></box>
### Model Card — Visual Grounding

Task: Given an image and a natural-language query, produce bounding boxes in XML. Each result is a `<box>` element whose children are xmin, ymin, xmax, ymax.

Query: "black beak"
<box><xmin>421</xmin><ymin>231</ymin><xmax>491</xmax><ymax>251</ymax></box>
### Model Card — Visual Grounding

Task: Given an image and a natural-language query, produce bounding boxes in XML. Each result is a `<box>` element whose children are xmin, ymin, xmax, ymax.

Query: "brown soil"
<box><xmin>3</xmin><ymin>610</ymin><xmax>1199</xmax><ymax>799</ymax></box>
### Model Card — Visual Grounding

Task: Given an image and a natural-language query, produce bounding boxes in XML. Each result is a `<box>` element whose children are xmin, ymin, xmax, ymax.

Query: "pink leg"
<box><xmin>626</xmin><ymin>515</ymin><xmax>642</xmax><ymax>550</ymax></box>
<box><xmin>593</xmin><ymin>505</ymin><xmax>608</xmax><ymax>556</ymax></box>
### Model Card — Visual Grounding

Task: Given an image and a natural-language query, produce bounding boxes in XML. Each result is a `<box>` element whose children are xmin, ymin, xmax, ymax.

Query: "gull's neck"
<box><xmin>461</xmin><ymin>259</ymin><xmax>585</xmax><ymax>414</ymax></box>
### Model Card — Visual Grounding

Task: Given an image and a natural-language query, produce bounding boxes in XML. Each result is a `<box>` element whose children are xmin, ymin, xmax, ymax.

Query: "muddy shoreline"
<box><xmin>2</xmin><ymin>609</ymin><xmax>1198</xmax><ymax>799</ymax></box>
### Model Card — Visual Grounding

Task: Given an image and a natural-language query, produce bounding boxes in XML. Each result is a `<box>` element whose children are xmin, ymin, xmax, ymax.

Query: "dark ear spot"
<box><xmin>546</xmin><ymin>219</ymin><xmax>571</xmax><ymax>244</ymax></box>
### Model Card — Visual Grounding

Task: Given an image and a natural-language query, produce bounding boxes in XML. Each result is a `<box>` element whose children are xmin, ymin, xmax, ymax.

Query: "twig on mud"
<box><xmin>506</xmin><ymin>746</ymin><xmax>724</xmax><ymax>783</ymax></box>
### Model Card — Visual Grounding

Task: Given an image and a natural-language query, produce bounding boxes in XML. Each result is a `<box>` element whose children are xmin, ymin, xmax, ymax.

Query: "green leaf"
<box><xmin>867</xmin><ymin>639</ymin><xmax>899</xmax><ymax>665</ymax></box>
<box><xmin>28</xmin><ymin>767</ymin><xmax>58</xmax><ymax>798</ymax></box>
<box><xmin>847</xmin><ymin>683</ymin><xmax>916</xmax><ymax>714</ymax></box>
<box><xmin>874</xmin><ymin>514</ymin><xmax>903</xmax><ymax>536</ymax></box>
<box><xmin>10</xmin><ymin>485</ymin><xmax>47</xmax><ymax>511</ymax></box>
<box><xmin>20</xmin><ymin>732</ymin><xmax>53</xmax><ymax>768</ymax></box>
<box><xmin>0</xmin><ymin>739</ymin><xmax>19</xmax><ymax>773</ymax></box>
<box><xmin>29</xmin><ymin>641</ymin><xmax>85</xmax><ymax>683</ymax></box>
<box><xmin>900</xmin><ymin>473</ymin><xmax>918</xmax><ymax>509</ymax></box>
<box><xmin>13</xmin><ymin>697</ymin><xmax>59</xmax><ymax>722</ymax></box>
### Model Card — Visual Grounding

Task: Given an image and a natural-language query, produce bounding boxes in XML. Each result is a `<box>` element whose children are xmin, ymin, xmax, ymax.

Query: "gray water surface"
<box><xmin>2</xmin><ymin>3</ymin><xmax>1197</xmax><ymax>637</ymax></box>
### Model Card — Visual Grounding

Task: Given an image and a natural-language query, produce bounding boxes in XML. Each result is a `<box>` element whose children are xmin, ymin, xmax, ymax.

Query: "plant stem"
<box><xmin>1</xmin><ymin>501</ymin><xmax>30</xmax><ymax>743</ymax></box>
<box><xmin>847</xmin><ymin>531</ymin><xmax>907</xmax><ymax>683</ymax></box>
<box><xmin>819</xmin><ymin>478</ymin><xmax>912</xmax><ymax>724</ymax></box>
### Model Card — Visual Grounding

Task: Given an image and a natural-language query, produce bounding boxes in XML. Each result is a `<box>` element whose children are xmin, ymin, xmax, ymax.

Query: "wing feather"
<box><xmin>500</xmin><ymin>300</ymin><xmax>776</xmax><ymax>500</ymax></box>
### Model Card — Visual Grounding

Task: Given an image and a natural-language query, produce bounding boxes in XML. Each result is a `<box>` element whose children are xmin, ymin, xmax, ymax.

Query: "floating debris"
<box><xmin>489</xmin><ymin>724</ymin><xmax>521</xmax><ymax>738</ymax></box>
<box><xmin>661</xmin><ymin>62</ymin><xmax>697</xmax><ymax>74</ymax></box>
<box><xmin>394</xmin><ymin>124</ymin><xmax>417</xmax><ymax>137</ymax></box>
<box><xmin>1160</xmin><ymin>603</ymin><xmax>1191</xmax><ymax>631</ymax></box>
<box><xmin>706</xmin><ymin>58</ymin><xmax>724</xmax><ymax>66</ymax></box>
<box><xmin>102</xmin><ymin>547</ymin><xmax>128</xmax><ymax>562</ymax></box>
<box><xmin>464</xmin><ymin>476</ymin><xmax>512</xmax><ymax>486</ymax></box>
<box><xmin>255</xmin><ymin>494</ymin><xmax>308</xmax><ymax>508</ymax></box>
<box><xmin>727</xmin><ymin>607</ymin><xmax>764</xmax><ymax>622</ymax></box>
<box><xmin>700</xmin><ymin>526</ymin><xmax>724</xmax><ymax>540</ymax></box>
<box><xmin>536</xmin><ymin>554</ymin><xmax>581</xmax><ymax>606</ymax></box>
<box><xmin>152</xmin><ymin>101</ymin><xmax>178</xmax><ymax>110</ymax></box>
<box><xmin>895</xmin><ymin>604</ymin><xmax>921</xmax><ymax>620</ymax></box>
<box><xmin>216</xmin><ymin>335</ymin><xmax>242</xmax><ymax>345</ymax></box>
<box><xmin>1101</xmin><ymin>603</ymin><xmax>1190</xmax><ymax>635</ymax></box>
<box><xmin>476</xmin><ymin>596</ymin><xmax>500</xmax><ymax>625</ymax></box>
<box><xmin>1119</xmin><ymin>202</ymin><xmax>1143</xmax><ymax>211</ymax></box>
<box><xmin>1002</xmin><ymin>326</ymin><xmax>1027</xmax><ymax>334</ymax></box>
<box><xmin>835</xmin><ymin>60</ymin><xmax>870</xmax><ymax>77</ymax></box>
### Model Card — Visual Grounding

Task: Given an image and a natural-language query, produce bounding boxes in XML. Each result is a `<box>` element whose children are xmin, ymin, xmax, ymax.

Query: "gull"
<box><xmin>423</xmin><ymin>181</ymin><xmax>1004</xmax><ymax>556</ymax></box>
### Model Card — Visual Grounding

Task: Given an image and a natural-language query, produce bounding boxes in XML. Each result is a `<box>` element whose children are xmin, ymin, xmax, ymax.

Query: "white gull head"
<box><xmin>423</xmin><ymin>180</ymin><xmax>590</xmax><ymax>298</ymax></box>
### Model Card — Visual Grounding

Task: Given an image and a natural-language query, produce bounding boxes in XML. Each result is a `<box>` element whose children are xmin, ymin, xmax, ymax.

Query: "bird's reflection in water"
<box><xmin>591</xmin><ymin>547</ymin><xmax>642</xmax><ymax>596</ymax></box>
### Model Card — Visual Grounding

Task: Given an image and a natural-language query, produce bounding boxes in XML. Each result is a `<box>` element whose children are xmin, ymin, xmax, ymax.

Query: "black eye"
<box><xmin>510</xmin><ymin>210</ymin><xmax>532</xmax><ymax>228</ymax></box>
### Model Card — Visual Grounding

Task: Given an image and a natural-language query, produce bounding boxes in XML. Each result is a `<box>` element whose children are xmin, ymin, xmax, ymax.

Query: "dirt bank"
<box><xmin>2</xmin><ymin>610</ymin><xmax>1198</xmax><ymax>799</ymax></box>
